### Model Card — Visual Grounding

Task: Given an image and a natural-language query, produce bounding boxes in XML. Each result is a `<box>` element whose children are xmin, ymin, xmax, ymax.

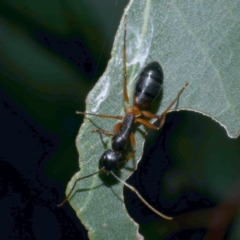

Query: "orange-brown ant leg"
<box><xmin>140</xmin><ymin>111</ymin><xmax>165</xmax><ymax>130</ymax></box>
<box><xmin>123</xmin><ymin>15</ymin><xmax>130</xmax><ymax>106</ymax></box>
<box><xmin>113</xmin><ymin>122</ymin><xmax>122</xmax><ymax>134</ymax></box>
<box><xmin>138</xmin><ymin>82</ymin><xmax>188</xmax><ymax>130</ymax></box>
<box><xmin>92</xmin><ymin>129</ymin><xmax>113</xmax><ymax>136</ymax></box>
<box><xmin>92</xmin><ymin>122</ymin><xmax>122</xmax><ymax>137</ymax></box>
<box><xmin>157</xmin><ymin>82</ymin><xmax>189</xmax><ymax>128</ymax></box>
<box><xmin>158</xmin><ymin>114</ymin><xmax>166</xmax><ymax>130</ymax></box>
<box><xmin>135</xmin><ymin>118</ymin><xmax>159</xmax><ymax>130</ymax></box>
<box><xmin>76</xmin><ymin>111</ymin><xmax>123</xmax><ymax>120</ymax></box>
<box><xmin>124</xmin><ymin>132</ymin><xmax>136</xmax><ymax>162</ymax></box>
<box><xmin>141</xmin><ymin>111</ymin><xmax>159</xmax><ymax>119</ymax></box>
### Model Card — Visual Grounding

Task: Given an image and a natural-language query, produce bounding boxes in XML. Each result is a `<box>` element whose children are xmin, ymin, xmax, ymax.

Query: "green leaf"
<box><xmin>67</xmin><ymin>0</ymin><xmax>240</xmax><ymax>239</ymax></box>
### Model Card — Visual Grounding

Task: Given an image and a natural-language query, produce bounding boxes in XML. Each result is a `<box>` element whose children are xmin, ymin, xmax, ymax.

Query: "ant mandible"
<box><xmin>58</xmin><ymin>15</ymin><xmax>188</xmax><ymax>220</ymax></box>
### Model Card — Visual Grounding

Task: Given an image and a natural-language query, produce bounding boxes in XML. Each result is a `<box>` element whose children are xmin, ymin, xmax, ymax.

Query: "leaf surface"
<box><xmin>68</xmin><ymin>0</ymin><xmax>240</xmax><ymax>239</ymax></box>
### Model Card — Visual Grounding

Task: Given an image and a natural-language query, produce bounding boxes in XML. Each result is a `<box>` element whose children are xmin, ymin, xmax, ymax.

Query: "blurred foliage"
<box><xmin>0</xmin><ymin>0</ymin><xmax>128</xmax><ymax>184</ymax></box>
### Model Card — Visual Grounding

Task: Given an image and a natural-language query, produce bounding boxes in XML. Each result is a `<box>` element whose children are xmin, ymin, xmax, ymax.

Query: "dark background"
<box><xmin>0</xmin><ymin>0</ymin><xmax>239</xmax><ymax>239</ymax></box>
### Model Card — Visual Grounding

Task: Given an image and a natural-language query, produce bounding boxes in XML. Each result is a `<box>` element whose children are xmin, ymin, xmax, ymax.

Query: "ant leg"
<box><xmin>76</xmin><ymin>111</ymin><xmax>123</xmax><ymax>120</ymax></box>
<box><xmin>92</xmin><ymin>129</ymin><xmax>113</xmax><ymax>136</ymax></box>
<box><xmin>135</xmin><ymin>118</ymin><xmax>159</xmax><ymax>130</ymax></box>
<box><xmin>57</xmin><ymin>168</ymin><xmax>104</xmax><ymax>207</ymax></box>
<box><xmin>111</xmin><ymin>171</ymin><xmax>173</xmax><ymax>220</ymax></box>
<box><xmin>92</xmin><ymin>122</ymin><xmax>122</xmax><ymax>137</ymax></box>
<box><xmin>141</xmin><ymin>111</ymin><xmax>159</xmax><ymax>119</ymax></box>
<box><xmin>125</xmin><ymin>132</ymin><xmax>136</xmax><ymax>161</ymax></box>
<box><xmin>137</xmin><ymin>82</ymin><xmax>188</xmax><ymax>130</ymax></box>
<box><xmin>123</xmin><ymin>15</ymin><xmax>130</xmax><ymax>106</ymax></box>
<box><xmin>157</xmin><ymin>82</ymin><xmax>188</xmax><ymax>128</ymax></box>
<box><xmin>113</xmin><ymin>122</ymin><xmax>122</xmax><ymax>134</ymax></box>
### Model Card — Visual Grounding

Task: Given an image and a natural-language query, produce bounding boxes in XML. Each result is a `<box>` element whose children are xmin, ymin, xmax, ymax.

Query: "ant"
<box><xmin>58</xmin><ymin>15</ymin><xmax>188</xmax><ymax>220</ymax></box>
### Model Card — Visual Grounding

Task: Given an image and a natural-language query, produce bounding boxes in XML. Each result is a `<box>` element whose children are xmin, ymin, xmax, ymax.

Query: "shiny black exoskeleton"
<box><xmin>99</xmin><ymin>149</ymin><xmax>122</xmax><ymax>171</ymax></box>
<box><xmin>98</xmin><ymin>61</ymin><xmax>164</xmax><ymax>173</ymax></box>
<box><xmin>134</xmin><ymin>61</ymin><xmax>164</xmax><ymax>108</ymax></box>
<box><xmin>112</xmin><ymin>114</ymin><xmax>134</xmax><ymax>152</ymax></box>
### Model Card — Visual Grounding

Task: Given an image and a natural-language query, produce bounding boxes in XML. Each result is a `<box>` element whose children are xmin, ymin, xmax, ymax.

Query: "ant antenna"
<box><xmin>110</xmin><ymin>171</ymin><xmax>173</xmax><ymax>220</ymax></box>
<box><xmin>57</xmin><ymin>168</ymin><xmax>104</xmax><ymax>207</ymax></box>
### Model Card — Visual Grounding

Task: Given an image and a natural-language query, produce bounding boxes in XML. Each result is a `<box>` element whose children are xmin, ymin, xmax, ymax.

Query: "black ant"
<box><xmin>58</xmin><ymin>15</ymin><xmax>188</xmax><ymax>220</ymax></box>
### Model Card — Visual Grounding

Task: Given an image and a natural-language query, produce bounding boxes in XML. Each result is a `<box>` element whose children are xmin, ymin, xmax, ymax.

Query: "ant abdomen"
<box><xmin>134</xmin><ymin>61</ymin><xmax>164</xmax><ymax>108</ymax></box>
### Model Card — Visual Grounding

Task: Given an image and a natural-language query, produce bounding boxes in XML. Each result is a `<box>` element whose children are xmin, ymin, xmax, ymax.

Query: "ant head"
<box><xmin>99</xmin><ymin>149</ymin><xmax>123</xmax><ymax>171</ymax></box>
